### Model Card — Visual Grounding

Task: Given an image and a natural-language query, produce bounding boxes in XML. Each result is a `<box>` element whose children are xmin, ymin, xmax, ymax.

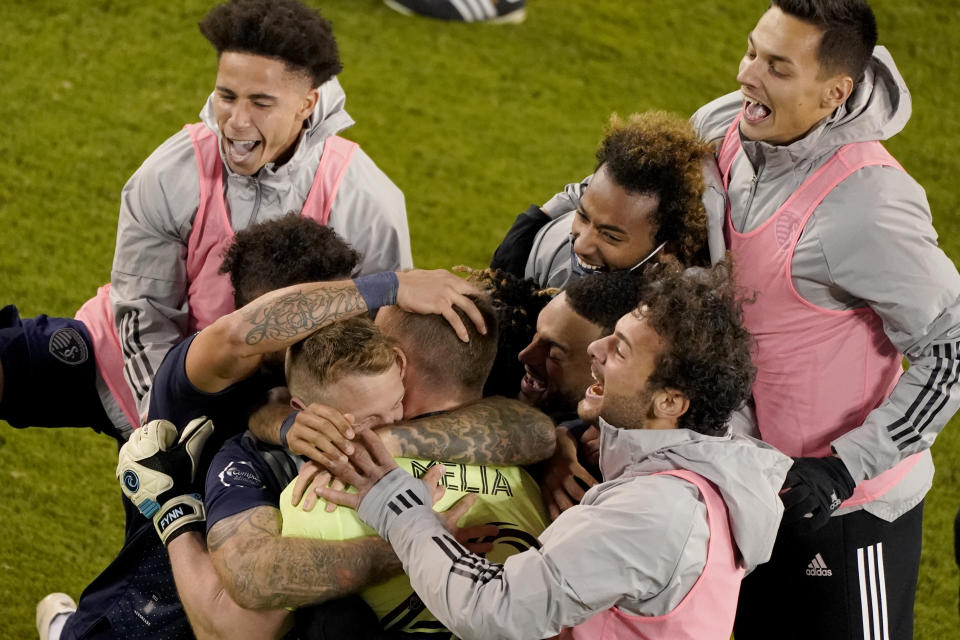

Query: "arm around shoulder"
<box><xmin>377</xmin><ymin>396</ymin><xmax>556</xmax><ymax>465</ymax></box>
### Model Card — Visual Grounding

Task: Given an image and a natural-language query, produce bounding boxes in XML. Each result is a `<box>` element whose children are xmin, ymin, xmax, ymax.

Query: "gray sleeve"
<box><xmin>524</xmin><ymin>213</ymin><xmax>575</xmax><ymax>289</ymax></box>
<box><xmin>818</xmin><ymin>167</ymin><xmax>960</xmax><ymax>481</ymax></box>
<box><xmin>540</xmin><ymin>174</ymin><xmax>591</xmax><ymax>220</ymax></box>
<box><xmin>327</xmin><ymin>147</ymin><xmax>411</xmax><ymax>274</ymax></box>
<box><xmin>110</xmin><ymin>131</ymin><xmax>199</xmax><ymax>413</ymax></box>
<box><xmin>359</xmin><ymin>469</ymin><xmax>706</xmax><ymax>640</ymax></box>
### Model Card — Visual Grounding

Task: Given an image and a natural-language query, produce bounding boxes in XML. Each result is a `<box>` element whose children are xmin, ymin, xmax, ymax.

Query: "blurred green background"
<box><xmin>1</xmin><ymin>0</ymin><xmax>958</xmax><ymax>637</ymax></box>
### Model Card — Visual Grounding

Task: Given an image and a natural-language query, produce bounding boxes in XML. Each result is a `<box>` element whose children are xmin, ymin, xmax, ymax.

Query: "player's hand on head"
<box><xmin>318</xmin><ymin>428</ymin><xmax>399</xmax><ymax>509</ymax></box>
<box><xmin>395</xmin><ymin>269</ymin><xmax>486</xmax><ymax>342</ymax></box>
<box><xmin>542</xmin><ymin>426</ymin><xmax>599</xmax><ymax>521</ymax></box>
<box><xmin>116</xmin><ymin>417</ymin><xmax>214</xmax><ymax>545</ymax></box>
<box><xmin>285</xmin><ymin>404</ymin><xmax>356</xmax><ymax>467</ymax></box>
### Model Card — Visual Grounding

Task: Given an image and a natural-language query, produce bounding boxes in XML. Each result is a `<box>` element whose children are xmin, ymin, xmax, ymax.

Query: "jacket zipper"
<box><xmin>741</xmin><ymin>158</ymin><xmax>764</xmax><ymax>232</ymax></box>
<box><xmin>250</xmin><ymin>176</ymin><xmax>262</xmax><ymax>224</ymax></box>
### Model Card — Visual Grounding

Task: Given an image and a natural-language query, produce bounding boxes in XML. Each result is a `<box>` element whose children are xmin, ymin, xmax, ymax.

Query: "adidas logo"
<box><xmin>829</xmin><ymin>491</ymin><xmax>842</xmax><ymax>511</ymax></box>
<box><xmin>806</xmin><ymin>553</ymin><xmax>833</xmax><ymax>577</ymax></box>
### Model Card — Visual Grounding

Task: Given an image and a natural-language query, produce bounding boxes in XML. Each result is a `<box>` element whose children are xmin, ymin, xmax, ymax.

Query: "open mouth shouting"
<box><xmin>742</xmin><ymin>96</ymin><xmax>772</xmax><ymax>125</ymax></box>
<box><xmin>519</xmin><ymin>367</ymin><xmax>547</xmax><ymax>402</ymax></box>
<box><xmin>585</xmin><ymin>364</ymin><xmax>605</xmax><ymax>402</ymax></box>
<box><xmin>224</xmin><ymin>137</ymin><xmax>262</xmax><ymax>169</ymax></box>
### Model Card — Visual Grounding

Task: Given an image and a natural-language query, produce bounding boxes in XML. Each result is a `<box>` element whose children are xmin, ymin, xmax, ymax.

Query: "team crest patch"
<box><xmin>48</xmin><ymin>327</ymin><xmax>89</xmax><ymax>365</ymax></box>
<box><xmin>775</xmin><ymin>210</ymin><xmax>802</xmax><ymax>248</ymax></box>
<box><xmin>219</xmin><ymin>460</ymin><xmax>265</xmax><ymax>489</ymax></box>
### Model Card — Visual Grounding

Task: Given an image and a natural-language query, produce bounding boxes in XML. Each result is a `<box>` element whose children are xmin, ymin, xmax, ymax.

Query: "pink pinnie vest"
<box><xmin>560</xmin><ymin>470</ymin><xmax>744</xmax><ymax>640</ymax></box>
<box><xmin>75</xmin><ymin>123</ymin><xmax>357</xmax><ymax>428</ymax></box>
<box><xmin>718</xmin><ymin>117</ymin><xmax>921</xmax><ymax>508</ymax></box>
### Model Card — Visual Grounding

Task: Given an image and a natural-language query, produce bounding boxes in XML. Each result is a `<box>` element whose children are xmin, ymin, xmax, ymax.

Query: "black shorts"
<box><xmin>735</xmin><ymin>501</ymin><xmax>923</xmax><ymax>640</ymax></box>
<box><xmin>0</xmin><ymin>304</ymin><xmax>115</xmax><ymax>435</ymax></box>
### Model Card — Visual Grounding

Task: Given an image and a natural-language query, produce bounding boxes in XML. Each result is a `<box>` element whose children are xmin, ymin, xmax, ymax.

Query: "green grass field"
<box><xmin>1</xmin><ymin>0</ymin><xmax>958</xmax><ymax>637</ymax></box>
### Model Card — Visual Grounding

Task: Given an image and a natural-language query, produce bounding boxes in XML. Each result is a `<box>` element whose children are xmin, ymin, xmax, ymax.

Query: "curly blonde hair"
<box><xmin>596</xmin><ymin>111</ymin><xmax>712</xmax><ymax>267</ymax></box>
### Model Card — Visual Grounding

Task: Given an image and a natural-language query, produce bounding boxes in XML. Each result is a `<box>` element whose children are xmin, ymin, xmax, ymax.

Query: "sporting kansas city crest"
<box><xmin>48</xmin><ymin>327</ymin><xmax>89</xmax><ymax>365</ymax></box>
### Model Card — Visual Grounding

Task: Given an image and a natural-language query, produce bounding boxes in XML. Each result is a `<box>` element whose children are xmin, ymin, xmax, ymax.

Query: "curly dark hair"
<box><xmin>639</xmin><ymin>259</ymin><xmax>756</xmax><ymax>436</ymax></box>
<box><xmin>462</xmin><ymin>268</ymin><xmax>552</xmax><ymax>398</ymax></box>
<box><xmin>565</xmin><ymin>270</ymin><xmax>646</xmax><ymax>335</ymax></box>
<box><xmin>199</xmin><ymin>0</ymin><xmax>342</xmax><ymax>86</ymax></box>
<box><xmin>595</xmin><ymin>111</ymin><xmax>711</xmax><ymax>267</ymax></box>
<box><xmin>219</xmin><ymin>213</ymin><xmax>360</xmax><ymax>307</ymax></box>
<box><xmin>772</xmin><ymin>0</ymin><xmax>877</xmax><ymax>81</ymax></box>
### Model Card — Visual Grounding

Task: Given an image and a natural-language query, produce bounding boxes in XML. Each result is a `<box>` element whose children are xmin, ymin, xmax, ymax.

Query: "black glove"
<box><xmin>780</xmin><ymin>456</ymin><xmax>856</xmax><ymax>534</ymax></box>
<box><xmin>117</xmin><ymin>418</ymin><xmax>215</xmax><ymax>545</ymax></box>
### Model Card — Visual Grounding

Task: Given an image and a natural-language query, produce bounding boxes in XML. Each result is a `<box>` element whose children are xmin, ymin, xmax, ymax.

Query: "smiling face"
<box><xmin>736</xmin><ymin>7</ymin><xmax>851</xmax><ymax>146</ymax></box>
<box><xmin>570</xmin><ymin>164</ymin><xmax>660</xmax><ymax>274</ymax></box>
<box><xmin>212</xmin><ymin>51</ymin><xmax>319</xmax><ymax>176</ymax></box>
<box><xmin>578</xmin><ymin>310</ymin><xmax>666</xmax><ymax>430</ymax></box>
<box><xmin>517</xmin><ymin>293</ymin><xmax>605</xmax><ymax>417</ymax></box>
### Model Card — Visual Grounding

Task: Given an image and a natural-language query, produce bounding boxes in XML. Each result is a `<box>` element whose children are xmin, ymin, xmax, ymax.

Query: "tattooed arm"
<box><xmin>185</xmin><ymin>280</ymin><xmax>367</xmax><ymax>394</ymax></box>
<box><xmin>166</xmin><ymin>531</ymin><xmax>293</xmax><ymax>640</ymax></box>
<box><xmin>206</xmin><ymin>505</ymin><xmax>401</xmax><ymax>610</ymax></box>
<box><xmin>377</xmin><ymin>396</ymin><xmax>556</xmax><ymax>465</ymax></box>
<box><xmin>185</xmin><ymin>269</ymin><xmax>484</xmax><ymax>395</ymax></box>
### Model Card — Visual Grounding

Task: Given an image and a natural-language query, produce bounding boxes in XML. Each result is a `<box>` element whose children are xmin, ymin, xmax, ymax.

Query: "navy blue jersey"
<box><xmin>62</xmin><ymin>335</ymin><xmax>280</xmax><ymax>639</ymax></box>
<box><xmin>205</xmin><ymin>433</ymin><xmax>298</xmax><ymax>533</ymax></box>
<box><xmin>0</xmin><ymin>304</ymin><xmax>117</xmax><ymax>436</ymax></box>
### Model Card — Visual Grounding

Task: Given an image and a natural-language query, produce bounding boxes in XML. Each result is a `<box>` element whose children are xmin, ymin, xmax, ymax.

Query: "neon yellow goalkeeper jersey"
<box><xmin>280</xmin><ymin>457</ymin><xmax>549</xmax><ymax>635</ymax></box>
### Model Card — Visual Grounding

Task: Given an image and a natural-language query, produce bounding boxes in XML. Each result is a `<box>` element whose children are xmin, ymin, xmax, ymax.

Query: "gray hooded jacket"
<box><xmin>691</xmin><ymin>47</ymin><xmax>960</xmax><ymax>521</ymax></box>
<box><xmin>110</xmin><ymin>78</ymin><xmax>411</xmax><ymax>412</ymax></box>
<box><xmin>357</xmin><ymin>421</ymin><xmax>790</xmax><ymax>640</ymax></box>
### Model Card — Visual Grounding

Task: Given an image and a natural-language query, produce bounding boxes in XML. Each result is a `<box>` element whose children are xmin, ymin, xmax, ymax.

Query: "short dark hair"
<box><xmin>199</xmin><ymin>0</ymin><xmax>343</xmax><ymax>86</ymax></box>
<box><xmin>219</xmin><ymin>213</ymin><xmax>360</xmax><ymax>307</ymax></box>
<box><xmin>383</xmin><ymin>294</ymin><xmax>499</xmax><ymax>395</ymax></box>
<box><xmin>595</xmin><ymin>112</ymin><xmax>711</xmax><ymax>267</ymax></box>
<box><xmin>772</xmin><ymin>0</ymin><xmax>878</xmax><ymax>80</ymax></box>
<box><xmin>564</xmin><ymin>270</ymin><xmax>645</xmax><ymax>335</ymax></box>
<box><xmin>639</xmin><ymin>260</ymin><xmax>756</xmax><ymax>436</ymax></box>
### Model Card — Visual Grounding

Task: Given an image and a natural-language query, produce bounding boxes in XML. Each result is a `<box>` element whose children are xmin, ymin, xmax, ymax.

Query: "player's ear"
<box><xmin>290</xmin><ymin>395</ymin><xmax>306</xmax><ymax>411</ymax></box>
<box><xmin>395</xmin><ymin>348</ymin><xmax>407</xmax><ymax>380</ymax></box>
<box><xmin>651</xmin><ymin>387</ymin><xmax>689</xmax><ymax>422</ymax></box>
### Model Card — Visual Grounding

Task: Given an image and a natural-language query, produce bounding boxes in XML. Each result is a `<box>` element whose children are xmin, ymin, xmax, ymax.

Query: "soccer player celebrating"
<box><xmin>691</xmin><ymin>1</ymin><xmax>960</xmax><ymax>638</ymax></box>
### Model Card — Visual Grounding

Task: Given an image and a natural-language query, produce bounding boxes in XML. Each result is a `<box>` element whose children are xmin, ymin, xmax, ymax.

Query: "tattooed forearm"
<box><xmin>208</xmin><ymin>506</ymin><xmax>402</xmax><ymax>610</ymax></box>
<box><xmin>380</xmin><ymin>396</ymin><xmax>556</xmax><ymax>465</ymax></box>
<box><xmin>243</xmin><ymin>286</ymin><xmax>366</xmax><ymax>346</ymax></box>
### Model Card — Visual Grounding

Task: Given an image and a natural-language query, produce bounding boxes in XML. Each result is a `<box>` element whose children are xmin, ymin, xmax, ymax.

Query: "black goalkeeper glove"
<box><xmin>780</xmin><ymin>456</ymin><xmax>856</xmax><ymax>534</ymax></box>
<box><xmin>117</xmin><ymin>418</ymin><xmax>214</xmax><ymax>545</ymax></box>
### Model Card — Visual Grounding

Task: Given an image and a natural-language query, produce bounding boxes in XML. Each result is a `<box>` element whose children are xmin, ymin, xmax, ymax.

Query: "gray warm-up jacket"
<box><xmin>110</xmin><ymin>78</ymin><xmax>412</xmax><ymax>412</ymax></box>
<box><xmin>692</xmin><ymin>46</ymin><xmax>960</xmax><ymax>521</ymax></box>
<box><xmin>356</xmin><ymin>421</ymin><xmax>791</xmax><ymax>640</ymax></box>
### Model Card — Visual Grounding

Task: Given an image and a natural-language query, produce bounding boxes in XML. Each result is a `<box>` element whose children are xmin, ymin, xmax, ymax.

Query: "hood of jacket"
<box><xmin>198</xmin><ymin>75</ymin><xmax>355</xmax><ymax>177</ymax></box>
<box><xmin>597</xmin><ymin>418</ymin><xmax>791</xmax><ymax>573</ymax></box>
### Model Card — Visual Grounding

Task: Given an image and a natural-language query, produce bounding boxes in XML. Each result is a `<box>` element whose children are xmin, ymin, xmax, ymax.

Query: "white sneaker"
<box><xmin>36</xmin><ymin>593</ymin><xmax>77</xmax><ymax>640</ymax></box>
